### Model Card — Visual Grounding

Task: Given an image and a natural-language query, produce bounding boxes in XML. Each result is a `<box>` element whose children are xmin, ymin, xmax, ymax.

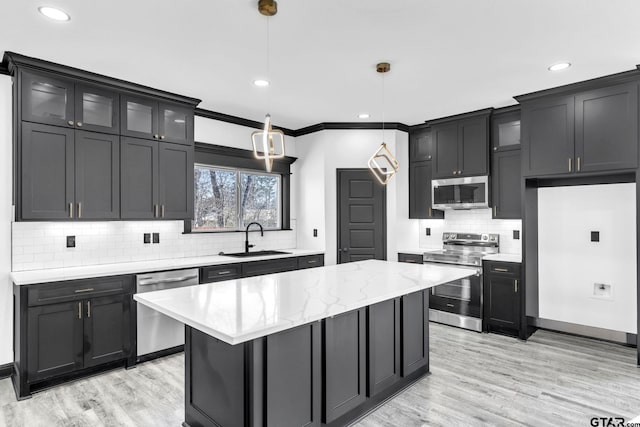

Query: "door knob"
<box><xmin>342</xmin><ymin>248</ymin><xmax>348</xmax><ymax>251</ymax></box>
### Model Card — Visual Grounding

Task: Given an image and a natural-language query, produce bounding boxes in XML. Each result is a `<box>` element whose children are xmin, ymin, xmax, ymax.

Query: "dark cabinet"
<box><xmin>21</xmin><ymin>123</ymin><xmax>120</xmax><ymax>221</ymax></box>
<box><xmin>401</xmin><ymin>290</ymin><xmax>429</xmax><ymax>376</ymax></box>
<box><xmin>431</xmin><ymin>111</ymin><xmax>491</xmax><ymax>179</ymax></box>
<box><xmin>121</xmin><ymin>95</ymin><xmax>194</xmax><ymax>145</ymax></box>
<box><xmin>367</xmin><ymin>298</ymin><xmax>400</xmax><ymax>396</ymax></box>
<box><xmin>491</xmin><ymin>150</ymin><xmax>521</xmax><ymax>219</ymax></box>
<box><xmin>323</xmin><ymin>308</ymin><xmax>366</xmax><ymax>423</ymax></box>
<box><xmin>521</xmin><ymin>82</ymin><xmax>638</xmax><ymax>176</ymax></box>
<box><xmin>483</xmin><ymin>261</ymin><xmax>522</xmax><ymax>338</ymax></box>
<box><xmin>408</xmin><ymin>127</ymin><xmax>444</xmax><ymax>219</ymax></box>
<box><xmin>17</xmin><ymin>275</ymin><xmax>134</xmax><ymax>397</ymax></box>
<box><xmin>241</xmin><ymin>257</ymin><xmax>298</xmax><ymax>277</ymax></box>
<box><xmin>397</xmin><ymin>253</ymin><xmax>423</xmax><ymax>264</ymax></box>
<box><xmin>121</xmin><ymin>137</ymin><xmax>193</xmax><ymax>220</ymax></box>
<box><xmin>491</xmin><ymin>109</ymin><xmax>521</xmax><ymax>152</ymax></box>
<box><xmin>21</xmin><ymin>71</ymin><xmax>119</xmax><ymax>134</ymax></box>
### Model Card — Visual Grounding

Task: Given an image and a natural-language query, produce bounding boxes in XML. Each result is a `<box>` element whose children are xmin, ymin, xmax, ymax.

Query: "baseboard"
<box><xmin>136</xmin><ymin>345</ymin><xmax>184</xmax><ymax>364</ymax></box>
<box><xmin>528</xmin><ymin>316</ymin><xmax>637</xmax><ymax>346</ymax></box>
<box><xmin>0</xmin><ymin>363</ymin><xmax>13</xmax><ymax>380</ymax></box>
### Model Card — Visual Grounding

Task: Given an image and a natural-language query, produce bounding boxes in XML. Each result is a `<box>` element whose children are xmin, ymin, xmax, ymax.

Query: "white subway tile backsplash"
<box><xmin>418</xmin><ymin>208</ymin><xmax>522</xmax><ymax>255</ymax></box>
<box><xmin>12</xmin><ymin>221</ymin><xmax>297</xmax><ymax>271</ymax></box>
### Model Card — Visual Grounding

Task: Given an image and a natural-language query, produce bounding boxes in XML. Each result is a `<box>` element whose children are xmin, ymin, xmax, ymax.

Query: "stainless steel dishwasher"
<box><xmin>136</xmin><ymin>268</ymin><xmax>199</xmax><ymax>357</ymax></box>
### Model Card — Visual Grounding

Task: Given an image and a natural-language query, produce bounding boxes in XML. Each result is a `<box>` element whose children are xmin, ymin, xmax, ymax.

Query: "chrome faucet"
<box><xmin>245</xmin><ymin>222</ymin><xmax>264</xmax><ymax>253</ymax></box>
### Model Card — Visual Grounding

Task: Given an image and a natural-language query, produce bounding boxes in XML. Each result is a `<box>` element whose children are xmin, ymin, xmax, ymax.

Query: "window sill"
<box><xmin>183</xmin><ymin>229</ymin><xmax>293</xmax><ymax>235</ymax></box>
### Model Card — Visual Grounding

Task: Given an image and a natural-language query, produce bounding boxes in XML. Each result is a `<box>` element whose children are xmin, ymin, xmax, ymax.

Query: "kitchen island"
<box><xmin>134</xmin><ymin>259</ymin><xmax>473</xmax><ymax>427</ymax></box>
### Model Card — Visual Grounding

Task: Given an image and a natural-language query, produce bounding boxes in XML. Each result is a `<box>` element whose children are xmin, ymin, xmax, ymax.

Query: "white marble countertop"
<box><xmin>482</xmin><ymin>253</ymin><xmax>522</xmax><ymax>263</ymax></box>
<box><xmin>134</xmin><ymin>259</ymin><xmax>474</xmax><ymax>345</ymax></box>
<box><xmin>11</xmin><ymin>248</ymin><xmax>323</xmax><ymax>285</ymax></box>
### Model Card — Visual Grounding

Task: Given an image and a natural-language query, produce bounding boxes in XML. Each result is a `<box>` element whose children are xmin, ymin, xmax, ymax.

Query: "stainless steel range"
<box><xmin>423</xmin><ymin>232</ymin><xmax>499</xmax><ymax>332</ymax></box>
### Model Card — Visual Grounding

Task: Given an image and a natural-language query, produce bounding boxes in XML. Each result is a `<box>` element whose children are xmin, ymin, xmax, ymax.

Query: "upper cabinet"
<box><xmin>6</xmin><ymin>51</ymin><xmax>201</xmax><ymax>221</ymax></box>
<box><xmin>121</xmin><ymin>95</ymin><xmax>194</xmax><ymax>145</ymax></box>
<box><xmin>491</xmin><ymin>108</ymin><xmax>521</xmax><ymax>219</ymax></box>
<box><xmin>408</xmin><ymin>127</ymin><xmax>444</xmax><ymax>219</ymax></box>
<box><xmin>430</xmin><ymin>109</ymin><xmax>492</xmax><ymax>179</ymax></box>
<box><xmin>491</xmin><ymin>109</ymin><xmax>520</xmax><ymax>152</ymax></box>
<box><xmin>21</xmin><ymin>71</ymin><xmax>120</xmax><ymax>134</ymax></box>
<box><xmin>519</xmin><ymin>81</ymin><xmax>638</xmax><ymax>177</ymax></box>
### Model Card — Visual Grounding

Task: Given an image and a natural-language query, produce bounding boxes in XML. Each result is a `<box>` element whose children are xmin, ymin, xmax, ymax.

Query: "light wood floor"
<box><xmin>1</xmin><ymin>323</ymin><xmax>639</xmax><ymax>427</ymax></box>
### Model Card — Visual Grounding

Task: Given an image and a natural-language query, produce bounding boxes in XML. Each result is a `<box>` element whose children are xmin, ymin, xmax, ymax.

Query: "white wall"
<box><xmin>0</xmin><ymin>75</ymin><xmax>13</xmax><ymax>365</ymax></box>
<box><xmin>295</xmin><ymin>129</ymin><xmax>417</xmax><ymax>265</ymax></box>
<box><xmin>419</xmin><ymin>209</ymin><xmax>523</xmax><ymax>255</ymax></box>
<box><xmin>538</xmin><ymin>184</ymin><xmax>637</xmax><ymax>333</ymax></box>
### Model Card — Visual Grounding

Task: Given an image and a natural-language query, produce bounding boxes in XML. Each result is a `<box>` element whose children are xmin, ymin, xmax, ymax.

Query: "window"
<box><xmin>193</xmin><ymin>164</ymin><xmax>281</xmax><ymax>232</ymax></box>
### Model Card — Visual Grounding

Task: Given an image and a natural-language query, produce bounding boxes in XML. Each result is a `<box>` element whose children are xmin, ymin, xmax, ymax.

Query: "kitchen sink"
<box><xmin>221</xmin><ymin>250</ymin><xmax>292</xmax><ymax>258</ymax></box>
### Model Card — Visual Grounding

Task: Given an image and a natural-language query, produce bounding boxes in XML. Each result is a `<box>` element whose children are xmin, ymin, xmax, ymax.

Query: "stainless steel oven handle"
<box><xmin>138</xmin><ymin>274</ymin><xmax>198</xmax><ymax>286</ymax></box>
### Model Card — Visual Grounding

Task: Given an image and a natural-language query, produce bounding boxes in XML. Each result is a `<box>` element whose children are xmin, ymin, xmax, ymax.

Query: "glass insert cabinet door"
<box><xmin>491</xmin><ymin>110</ymin><xmax>521</xmax><ymax>152</ymax></box>
<box><xmin>159</xmin><ymin>103</ymin><xmax>193</xmax><ymax>145</ymax></box>
<box><xmin>21</xmin><ymin>71</ymin><xmax>75</xmax><ymax>127</ymax></box>
<box><xmin>121</xmin><ymin>95</ymin><xmax>159</xmax><ymax>139</ymax></box>
<box><xmin>74</xmin><ymin>84</ymin><xmax>119</xmax><ymax>134</ymax></box>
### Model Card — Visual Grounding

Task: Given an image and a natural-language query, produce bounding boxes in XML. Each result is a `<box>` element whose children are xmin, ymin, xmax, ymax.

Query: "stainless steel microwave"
<box><xmin>431</xmin><ymin>176</ymin><xmax>489</xmax><ymax>210</ymax></box>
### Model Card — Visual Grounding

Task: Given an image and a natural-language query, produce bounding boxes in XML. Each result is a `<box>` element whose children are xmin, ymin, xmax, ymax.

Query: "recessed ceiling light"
<box><xmin>253</xmin><ymin>79</ymin><xmax>270</xmax><ymax>87</ymax></box>
<box><xmin>38</xmin><ymin>6</ymin><xmax>71</xmax><ymax>21</ymax></box>
<box><xmin>358</xmin><ymin>113</ymin><xmax>370</xmax><ymax>119</ymax></box>
<box><xmin>548</xmin><ymin>62</ymin><xmax>571</xmax><ymax>72</ymax></box>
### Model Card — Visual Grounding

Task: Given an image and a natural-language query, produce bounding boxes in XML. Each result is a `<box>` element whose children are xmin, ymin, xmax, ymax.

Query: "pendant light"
<box><xmin>368</xmin><ymin>62</ymin><xmax>399</xmax><ymax>185</ymax></box>
<box><xmin>251</xmin><ymin>0</ymin><xmax>285</xmax><ymax>173</ymax></box>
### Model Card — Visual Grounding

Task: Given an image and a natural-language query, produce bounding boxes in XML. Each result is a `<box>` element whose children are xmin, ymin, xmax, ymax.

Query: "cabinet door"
<box><xmin>521</xmin><ymin>95</ymin><xmax>574</xmax><ymax>176</ymax></box>
<box><xmin>84</xmin><ymin>294</ymin><xmax>131</xmax><ymax>368</ymax></box>
<box><xmin>27</xmin><ymin>301</ymin><xmax>84</xmax><ymax>381</ymax></box>
<box><xmin>458</xmin><ymin>116</ymin><xmax>488</xmax><ymax>176</ymax></box>
<box><xmin>323</xmin><ymin>308</ymin><xmax>366</xmax><ymax>423</ymax></box>
<box><xmin>484</xmin><ymin>275</ymin><xmax>520</xmax><ymax>329</ymax></box>
<box><xmin>409</xmin><ymin>161</ymin><xmax>444</xmax><ymax>219</ymax></box>
<box><xmin>575</xmin><ymin>83</ymin><xmax>638</xmax><ymax>172</ymax></box>
<box><xmin>367</xmin><ymin>298</ymin><xmax>400</xmax><ymax>396</ymax></box>
<box><xmin>492</xmin><ymin>110</ymin><xmax>521</xmax><ymax>152</ymax></box>
<box><xmin>120</xmin><ymin>137</ymin><xmax>159</xmax><ymax>219</ymax></box>
<box><xmin>491</xmin><ymin>150</ymin><xmax>521</xmax><ymax>219</ymax></box>
<box><xmin>21</xmin><ymin>71</ymin><xmax>75</xmax><ymax>128</ymax></box>
<box><xmin>159</xmin><ymin>143</ymin><xmax>194</xmax><ymax>219</ymax></box>
<box><xmin>158</xmin><ymin>103</ymin><xmax>194</xmax><ymax>146</ymax></box>
<box><xmin>74</xmin><ymin>84</ymin><xmax>119</xmax><ymax>134</ymax></box>
<box><xmin>401</xmin><ymin>290</ymin><xmax>428</xmax><ymax>376</ymax></box>
<box><xmin>432</xmin><ymin>123</ymin><xmax>459</xmax><ymax>178</ymax></box>
<box><xmin>120</xmin><ymin>95</ymin><xmax>159</xmax><ymax>140</ymax></box>
<box><xmin>409</xmin><ymin>128</ymin><xmax>433</xmax><ymax>162</ymax></box>
<box><xmin>75</xmin><ymin>131</ymin><xmax>120</xmax><ymax>219</ymax></box>
<box><xmin>21</xmin><ymin>122</ymin><xmax>75</xmax><ymax>220</ymax></box>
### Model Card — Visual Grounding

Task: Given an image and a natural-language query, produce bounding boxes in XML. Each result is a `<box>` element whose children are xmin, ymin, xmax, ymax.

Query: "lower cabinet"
<box><xmin>397</xmin><ymin>253</ymin><xmax>423</xmax><ymax>264</ymax></box>
<box><xmin>367</xmin><ymin>298</ymin><xmax>400</xmax><ymax>396</ymax></box>
<box><xmin>483</xmin><ymin>261</ymin><xmax>523</xmax><ymax>338</ymax></box>
<box><xmin>15</xmin><ymin>275</ymin><xmax>135</xmax><ymax>398</ymax></box>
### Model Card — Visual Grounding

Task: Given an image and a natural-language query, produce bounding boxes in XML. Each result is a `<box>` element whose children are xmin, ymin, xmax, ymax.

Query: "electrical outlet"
<box><xmin>152</xmin><ymin>232</ymin><xmax>160</xmax><ymax>244</ymax></box>
<box><xmin>513</xmin><ymin>230</ymin><xmax>520</xmax><ymax>240</ymax></box>
<box><xmin>66</xmin><ymin>235</ymin><xmax>76</xmax><ymax>248</ymax></box>
<box><xmin>143</xmin><ymin>233</ymin><xmax>151</xmax><ymax>244</ymax></box>
<box><xmin>426</xmin><ymin>228</ymin><xmax>431</xmax><ymax>236</ymax></box>
<box><xmin>591</xmin><ymin>231</ymin><xmax>600</xmax><ymax>242</ymax></box>
<box><xmin>313</xmin><ymin>229</ymin><xmax>318</xmax><ymax>237</ymax></box>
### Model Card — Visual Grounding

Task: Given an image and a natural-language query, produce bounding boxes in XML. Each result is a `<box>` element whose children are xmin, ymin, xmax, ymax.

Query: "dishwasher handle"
<box><xmin>138</xmin><ymin>274</ymin><xmax>198</xmax><ymax>287</ymax></box>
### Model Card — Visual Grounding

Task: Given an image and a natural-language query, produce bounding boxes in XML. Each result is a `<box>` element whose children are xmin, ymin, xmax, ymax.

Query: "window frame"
<box><xmin>191</xmin><ymin>163</ymin><xmax>283</xmax><ymax>233</ymax></box>
<box><xmin>184</xmin><ymin>142</ymin><xmax>296</xmax><ymax>234</ymax></box>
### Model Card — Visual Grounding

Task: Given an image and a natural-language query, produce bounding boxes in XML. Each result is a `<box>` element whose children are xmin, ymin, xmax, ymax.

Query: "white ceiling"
<box><xmin>2</xmin><ymin>0</ymin><xmax>640</xmax><ymax>129</ymax></box>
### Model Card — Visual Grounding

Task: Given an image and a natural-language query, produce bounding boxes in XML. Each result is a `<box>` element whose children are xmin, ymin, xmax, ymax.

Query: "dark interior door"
<box><xmin>337</xmin><ymin>169</ymin><xmax>386</xmax><ymax>263</ymax></box>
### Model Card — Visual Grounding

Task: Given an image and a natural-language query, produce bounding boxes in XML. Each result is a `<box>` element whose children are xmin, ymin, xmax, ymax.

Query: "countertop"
<box><xmin>11</xmin><ymin>248</ymin><xmax>324</xmax><ymax>285</ymax></box>
<box><xmin>482</xmin><ymin>253</ymin><xmax>522</xmax><ymax>263</ymax></box>
<box><xmin>134</xmin><ymin>259</ymin><xmax>474</xmax><ymax>345</ymax></box>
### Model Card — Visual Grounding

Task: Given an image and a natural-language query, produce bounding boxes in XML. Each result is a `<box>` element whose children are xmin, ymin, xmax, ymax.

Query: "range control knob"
<box><xmin>481</xmin><ymin>234</ymin><xmax>489</xmax><ymax>241</ymax></box>
<box><xmin>489</xmin><ymin>235</ymin><xmax>497</xmax><ymax>241</ymax></box>
<box><xmin>449</xmin><ymin>233</ymin><xmax>456</xmax><ymax>240</ymax></box>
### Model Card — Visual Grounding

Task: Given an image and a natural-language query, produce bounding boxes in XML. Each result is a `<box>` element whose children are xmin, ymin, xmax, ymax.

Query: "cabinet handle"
<box><xmin>493</xmin><ymin>206</ymin><xmax>497</xmax><ymax>217</ymax></box>
<box><xmin>458</xmin><ymin>170</ymin><xmax>462</xmax><ymax>174</ymax></box>
<box><xmin>428</xmin><ymin>207</ymin><xmax>432</xmax><ymax>217</ymax></box>
<box><xmin>405</xmin><ymin>259</ymin><xmax>416</xmax><ymax>263</ymax></box>
<box><xmin>427</xmin><ymin>155</ymin><xmax>432</xmax><ymax>160</ymax></box>
<box><xmin>87</xmin><ymin>301</ymin><xmax>91</xmax><ymax>318</ymax></box>
<box><xmin>161</xmin><ymin>205</ymin><xmax>165</xmax><ymax>218</ymax></box>
<box><xmin>153</xmin><ymin>134</ymin><xmax>159</xmax><ymax>139</ymax></box>
<box><xmin>78</xmin><ymin>302</ymin><xmax>82</xmax><ymax>319</ymax></box>
<box><xmin>452</xmin><ymin>170</ymin><xmax>457</xmax><ymax>175</ymax></box>
<box><xmin>446</xmin><ymin>303</ymin><xmax>454</xmax><ymax>307</ymax></box>
<box><xmin>514</xmin><ymin>279</ymin><xmax>518</xmax><ymax>293</ymax></box>
<box><xmin>217</xmin><ymin>270</ymin><xmax>232</xmax><ymax>275</ymax></box>
<box><xmin>74</xmin><ymin>288</ymin><xmax>95</xmax><ymax>293</ymax></box>
<box><xmin>568</xmin><ymin>157</ymin><xmax>572</xmax><ymax>172</ymax></box>
<box><xmin>494</xmin><ymin>267</ymin><xmax>509</xmax><ymax>272</ymax></box>
<box><xmin>77</xmin><ymin>202</ymin><xmax>82</xmax><ymax>218</ymax></box>
<box><xmin>160</xmin><ymin>135</ymin><xmax>165</xmax><ymax>140</ymax></box>
<box><xmin>154</xmin><ymin>205</ymin><xmax>158</xmax><ymax>218</ymax></box>
<box><xmin>577</xmin><ymin>156</ymin><xmax>581</xmax><ymax>171</ymax></box>
<box><xmin>493</xmin><ymin>147</ymin><xmax>498</xmax><ymax>151</ymax></box>
<box><xmin>76</xmin><ymin>122</ymin><xmax>83</xmax><ymax>127</ymax></box>
<box><xmin>67</xmin><ymin>120</ymin><xmax>74</xmax><ymax>126</ymax></box>
<box><xmin>69</xmin><ymin>202</ymin><xmax>73</xmax><ymax>218</ymax></box>
<box><xmin>307</xmin><ymin>260</ymin><xmax>317</xmax><ymax>264</ymax></box>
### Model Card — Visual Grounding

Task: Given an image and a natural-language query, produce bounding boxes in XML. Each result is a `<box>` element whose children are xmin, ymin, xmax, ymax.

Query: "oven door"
<box><xmin>427</xmin><ymin>263</ymin><xmax>482</xmax><ymax>318</ymax></box>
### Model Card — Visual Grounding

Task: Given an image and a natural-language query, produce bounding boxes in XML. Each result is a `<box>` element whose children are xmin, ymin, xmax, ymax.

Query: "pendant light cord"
<box><xmin>266</xmin><ymin>17</ymin><xmax>271</xmax><ymax>113</ymax></box>
<box><xmin>381</xmin><ymin>69</ymin><xmax>385</xmax><ymax>143</ymax></box>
